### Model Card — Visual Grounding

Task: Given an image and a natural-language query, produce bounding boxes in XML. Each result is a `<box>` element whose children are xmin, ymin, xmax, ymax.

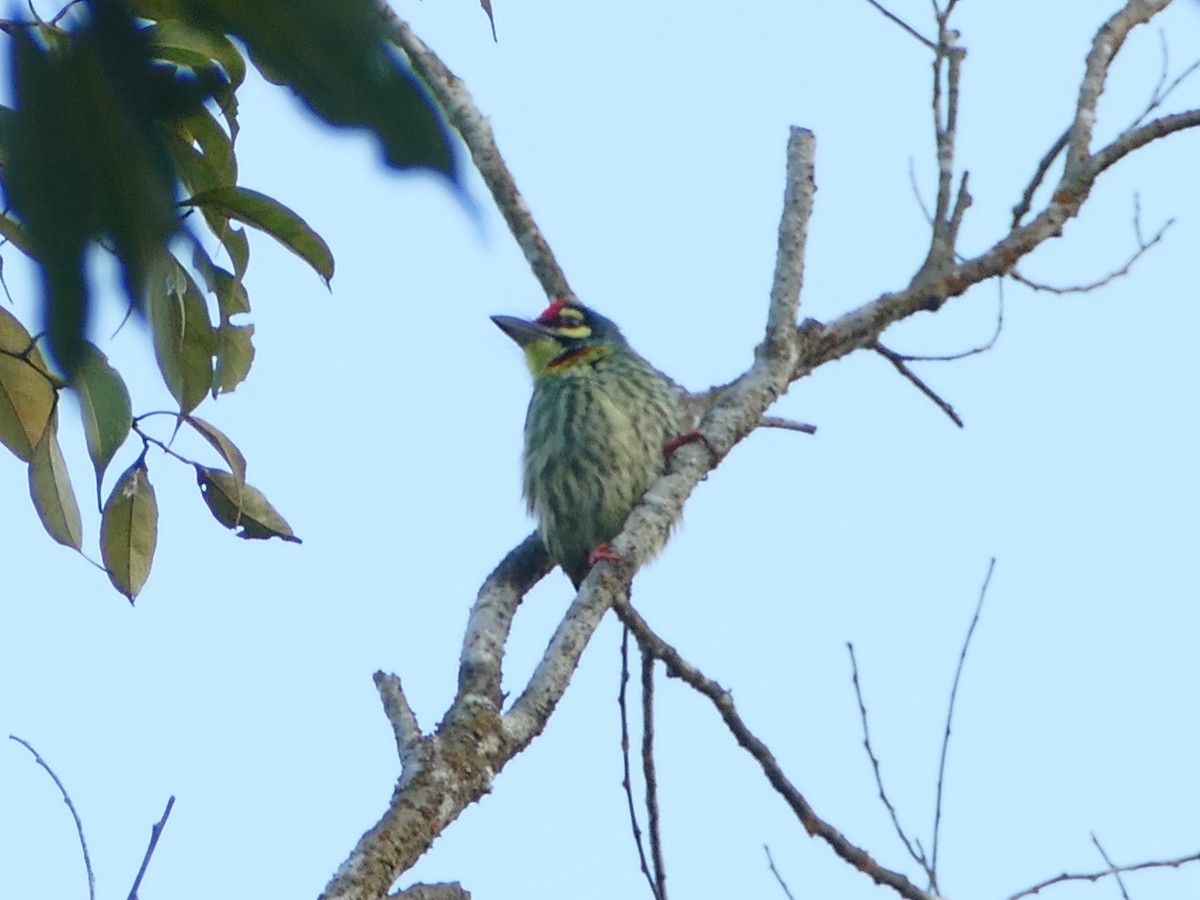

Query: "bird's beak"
<box><xmin>491</xmin><ymin>314</ymin><xmax>551</xmax><ymax>348</ymax></box>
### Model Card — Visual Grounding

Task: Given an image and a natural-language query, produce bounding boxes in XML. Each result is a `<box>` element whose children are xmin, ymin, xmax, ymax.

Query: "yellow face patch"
<box><xmin>522</xmin><ymin>336</ymin><xmax>566</xmax><ymax>377</ymax></box>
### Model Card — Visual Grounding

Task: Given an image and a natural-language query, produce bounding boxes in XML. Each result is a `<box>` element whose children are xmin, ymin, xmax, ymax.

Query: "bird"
<box><xmin>492</xmin><ymin>298</ymin><xmax>694</xmax><ymax>588</ymax></box>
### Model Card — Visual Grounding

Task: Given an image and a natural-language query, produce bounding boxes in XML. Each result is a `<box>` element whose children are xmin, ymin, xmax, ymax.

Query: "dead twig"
<box><xmin>930</xmin><ymin>559</ymin><xmax>995</xmax><ymax>881</ymax></box>
<box><xmin>847</xmin><ymin>644</ymin><xmax>931</xmax><ymax>878</ymax></box>
<box><xmin>874</xmin><ymin>343</ymin><xmax>964</xmax><ymax>428</ymax></box>
<box><xmin>9</xmin><ymin>735</ymin><xmax>95</xmax><ymax>900</ymax></box>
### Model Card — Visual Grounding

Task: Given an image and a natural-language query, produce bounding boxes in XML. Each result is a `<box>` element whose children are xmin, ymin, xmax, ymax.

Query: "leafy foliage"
<box><xmin>0</xmin><ymin>0</ymin><xmax>457</xmax><ymax>598</ymax></box>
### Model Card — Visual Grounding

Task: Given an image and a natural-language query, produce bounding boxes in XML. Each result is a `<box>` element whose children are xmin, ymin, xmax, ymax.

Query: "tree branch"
<box><xmin>383</xmin><ymin>13</ymin><xmax>576</xmax><ymax>305</ymax></box>
<box><xmin>324</xmin><ymin>3</ymin><xmax>1200</xmax><ymax>897</ymax></box>
<box><xmin>612</xmin><ymin>597</ymin><xmax>936</xmax><ymax>900</ymax></box>
<box><xmin>10</xmin><ymin>735</ymin><xmax>95</xmax><ymax>900</ymax></box>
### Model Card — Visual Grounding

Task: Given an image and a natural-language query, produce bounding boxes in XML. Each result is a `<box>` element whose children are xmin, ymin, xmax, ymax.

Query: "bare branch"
<box><xmin>391</xmin><ymin>884</ymin><xmax>472</xmax><ymax>900</ymax></box>
<box><xmin>9</xmin><ymin>735</ymin><xmax>95</xmax><ymax>900</ymax></box>
<box><xmin>641</xmin><ymin>653</ymin><xmax>667</xmax><ymax>900</ymax></box>
<box><xmin>766</xmin><ymin>127</ymin><xmax>816</xmax><ymax>350</ymax></box>
<box><xmin>457</xmin><ymin>533</ymin><xmax>550</xmax><ymax>708</ymax></box>
<box><xmin>1091</xmin><ymin>834</ymin><xmax>1132</xmax><ymax>900</ymax></box>
<box><xmin>874</xmin><ymin>343</ymin><xmax>965</xmax><ymax>428</ymax></box>
<box><xmin>619</xmin><ymin>629</ymin><xmax>661</xmax><ymax>900</ymax></box>
<box><xmin>1012</xmin><ymin>128</ymin><xmax>1070</xmax><ymax>227</ymax></box>
<box><xmin>374</xmin><ymin>673</ymin><xmax>424</xmax><ymax>775</ymax></box>
<box><xmin>846</xmin><ymin>645</ymin><xmax>930</xmax><ymax>876</ymax></box>
<box><xmin>861</xmin><ymin>0</ymin><xmax>937</xmax><ymax>49</ymax></box>
<box><xmin>758</xmin><ymin>415</ymin><xmax>817</xmax><ymax>435</ymax></box>
<box><xmin>1066</xmin><ymin>0</ymin><xmax>1171</xmax><ymax>179</ymax></box>
<box><xmin>885</xmin><ymin>280</ymin><xmax>1005</xmax><ymax>363</ymax></box>
<box><xmin>930</xmin><ymin>559</ymin><xmax>995</xmax><ymax>878</ymax></box>
<box><xmin>1007</xmin><ymin>850</ymin><xmax>1200</xmax><ymax>900</ymax></box>
<box><xmin>126</xmin><ymin>796</ymin><xmax>175</xmax><ymax>900</ymax></box>
<box><xmin>612</xmin><ymin>597</ymin><xmax>937</xmax><ymax>900</ymax></box>
<box><xmin>383</xmin><ymin>13</ymin><xmax>576</xmax><ymax>304</ymax></box>
<box><xmin>1012</xmin><ymin>202</ymin><xmax>1173</xmax><ymax>294</ymax></box>
<box><xmin>764</xmin><ymin>845</ymin><xmax>798</xmax><ymax>900</ymax></box>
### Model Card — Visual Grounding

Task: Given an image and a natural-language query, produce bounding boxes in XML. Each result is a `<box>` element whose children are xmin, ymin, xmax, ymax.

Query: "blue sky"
<box><xmin>3</xmin><ymin>2</ymin><xmax>1200</xmax><ymax>899</ymax></box>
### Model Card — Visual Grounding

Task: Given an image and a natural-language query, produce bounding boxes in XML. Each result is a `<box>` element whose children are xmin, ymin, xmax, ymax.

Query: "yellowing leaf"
<box><xmin>196</xmin><ymin>466</ymin><xmax>301</xmax><ymax>543</ymax></box>
<box><xmin>0</xmin><ymin>353</ymin><xmax>54</xmax><ymax>462</ymax></box>
<box><xmin>101</xmin><ymin>461</ymin><xmax>159</xmax><ymax>602</ymax></box>
<box><xmin>28</xmin><ymin>411</ymin><xmax>83</xmax><ymax>550</ymax></box>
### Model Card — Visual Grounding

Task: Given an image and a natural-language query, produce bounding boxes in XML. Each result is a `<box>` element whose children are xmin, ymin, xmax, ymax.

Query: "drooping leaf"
<box><xmin>0</xmin><ymin>310</ymin><xmax>55</xmax><ymax>461</ymax></box>
<box><xmin>221</xmin><ymin>224</ymin><xmax>249</xmax><ymax>282</ymax></box>
<box><xmin>147</xmin><ymin>257</ymin><xmax>215</xmax><ymax>413</ymax></box>
<box><xmin>196</xmin><ymin>466</ymin><xmax>300</xmax><ymax>543</ymax></box>
<box><xmin>28</xmin><ymin>409</ymin><xmax>83</xmax><ymax>550</ymax></box>
<box><xmin>182</xmin><ymin>185</ymin><xmax>333</xmax><ymax>284</ymax></box>
<box><xmin>191</xmin><ymin>242</ymin><xmax>248</xmax><ymax>317</ymax></box>
<box><xmin>72</xmin><ymin>342</ymin><xmax>133</xmax><ymax>501</ymax></box>
<box><xmin>182</xmin><ymin>0</ymin><xmax>455</xmax><ymax>178</ymax></box>
<box><xmin>101</xmin><ymin>459</ymin><xmax>159</xmax><ymax>602</ymax></box>
<box><xmin>212</xmin><ymin>321</ymin><xmax>254</xmax><ymax>395</ymax></box>
<box><xmin>162</xmin><ymin>103</ymin><xmax>235</xmax><ymax>200</ymax></box>
<box><xmin>186</xmin><ymin>415</ymin><xmax>246</xmax><ymax>489</ymax></box>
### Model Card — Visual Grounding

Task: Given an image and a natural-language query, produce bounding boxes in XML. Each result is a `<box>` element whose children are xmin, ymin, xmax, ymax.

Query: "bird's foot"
<box><xmin>588</xmin><ymin>543</ymin><xmax>622</xmax><ymax>567</ymax></box>
<box><xmin>664</xmin><ymin>430</ymin><xmax>713</xmax><ymax>458</ymax></box>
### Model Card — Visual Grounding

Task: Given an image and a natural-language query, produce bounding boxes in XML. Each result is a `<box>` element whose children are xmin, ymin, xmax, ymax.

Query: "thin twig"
<box><xmin>1129</xmin><ymin>31</ymin><xmax>1200</xmax><ymax>130</ymax></box>
<box><xmin>619</xmin><ymin>628</ymin><xmax>662</xmax><ymax>900</ymax></box>
<box><xmin>9</xmin><ymin>736</ymin><xmax>95</xmax><ymax>900</ymax></box>
<box><xmin>126</xmin><ymin>796</ymin><xmax>175</xmax><ymax>900</ymax></box>
<box><xmin>384</xmin><ymin>11</ymin><xmax>575</xmax><ymax>304</ymax></box>
<box><xmin>862</xmin><ymin>0</ymin><xmax>937</xmax><ymax>49</ymax></box>
<box><xmin>1012</xmin><ymin>209</ymin><xmax>1174</xmax><ymax>295</ymax></box>
<box><xmin>764</xmin><ymin>845</ymin><xmax>797</xmax><ymax>900</ymax></box>
<box><xmin>884</xmin><ymin>279</ymin><xmax>1004</xmax><ymax>363</ymax></box>
<box><xmin>846</xmin><ymin>645</ymin><xmax>930</xmax><ymax>876</ymax></box>
<box><xmin>930</xmin><ymin>558</ymin><xmax>995</xmax><ymax>879</ymax></box>
<box><xmin>874</xmin><ymin>343</ymin><xmax>964</xmax><ymax>428</ymax></box>
<box><xmin>611</xmin><ymin>597</ymin><xmax>937</xmax><ymax>900</ymax></box>
<box><xmin>1012</xmin><ymin>128</ymin><xmax>1070</xmax><ymax>227</ymax></box>
<box><xmin>758</xmin><ymin>415</ymin><xmax>817</xmax><ymax>435</ymax></box>
<box><xmin>1091</xmin><ymin>834</ymin><xmax>1132</xmax><ymax>900</ymax></box>
<box><xmin>1007</xmin><ymin>850</ymin><xmax>1200</xmax><ymax>900</ymax></box>
<box><xmin>641</xmin><ymin>651</ymin><xmax>667</xmax><ymax>900</ymax></box>
<box><xmin>908</xmin><ymin>156</ymin><xmax>934</xmax><ymax>225</ymax></box>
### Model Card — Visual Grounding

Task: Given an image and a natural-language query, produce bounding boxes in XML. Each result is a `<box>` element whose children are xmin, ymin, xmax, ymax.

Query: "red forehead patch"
<box><xmin>535</xmin><ymin>298</ymin><xmax>568</xmax><ymax>324</ymax></box>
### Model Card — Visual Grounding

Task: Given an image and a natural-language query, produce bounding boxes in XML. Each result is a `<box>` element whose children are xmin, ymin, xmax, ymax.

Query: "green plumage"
<box><xmin>492</xmin><ymin>301</ymin><xmax>684</xmax><ymax>587</ymax></box>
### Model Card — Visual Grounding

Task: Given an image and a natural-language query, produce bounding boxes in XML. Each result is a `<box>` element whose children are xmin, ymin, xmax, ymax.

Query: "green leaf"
<box><xmin>147</xmin><ymin>257</ymin><xmax>215</xmax><ymax>413</ymax></box>
<box><xmin>182</xmin><ymin>186</ymin><xmax>333</xmax><ymax>284</ymax></box>
<box><xmin>196</xmin><ymin>466</ymin><xmax>301</xmax><ymax>543</ymax></box>
<box><xmin>162</xmin><ymin>104</ymin><xmax>235</xmax><ymax>201</ymax></box>
<box><xmin>101</xmin><ymin>459</ymin><xmax>159</xmax><ymax>602</ymax></box>
<box><xmin>182</xmin><ymin>0</ymin><xmax>455</xmax><ymax>178</ymax></box>
<box><xmin>213</xmin><ymin>321</ymin><xmax>254</xmax><ymax>395</ymax></box>
<box><xmin>28</xmin><ymin>410</ymin><xmax>83</xmax><ymax>550</ymax></box>
<box><xmin>0</xmin><ymin>307</ymin><xmax>55</xmax><ymax>459</ymax></box>
<box><xmin>72</xmin><ymin>343</ymin><xmax>133</xmax><ymax>501</ymax></box>
<box><xmin>185</xmin><ymin>415</ymin><xmax>246</xmax><ymax>489</ymax></box>
<box><xmin>192</xmin><ymin>242</ymin><xmax>249</xmax><ymax>317</ymax></box>
<box><xmin>145</xmin><ymin>19</ymin><xmax>246</xmax><ymax>89</ymax></box>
